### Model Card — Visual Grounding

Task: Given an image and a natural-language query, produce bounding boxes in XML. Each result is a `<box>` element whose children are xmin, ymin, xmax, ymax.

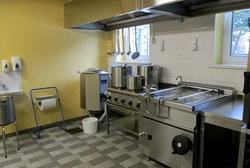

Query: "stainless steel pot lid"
<box><xmin>137</xmin><ymin>64</ymin><xmax>152</xmax><ymax>67</ymax></box>
<box><xmin>127</xmin><ymin>75</ymin><xmax>140</xmax><ymax>78</ymax></box>
<box><xmin>111</xmin><ymin>65</ymin><xmax>132</xmax><ymax>68</ymax></box>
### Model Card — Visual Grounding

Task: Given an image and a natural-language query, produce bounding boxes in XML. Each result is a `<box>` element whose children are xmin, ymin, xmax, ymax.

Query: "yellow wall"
<box><xmin>0</xmin><ymin>0</ymin><xmax>108</xmax><ymax>132</ymax></box>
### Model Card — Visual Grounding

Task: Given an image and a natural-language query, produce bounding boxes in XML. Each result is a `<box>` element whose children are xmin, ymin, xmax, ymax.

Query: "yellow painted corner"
<box><xmin>0</xmin><ymin>0</ymin><xmax>109</xmax><ymax>133</ymax></box>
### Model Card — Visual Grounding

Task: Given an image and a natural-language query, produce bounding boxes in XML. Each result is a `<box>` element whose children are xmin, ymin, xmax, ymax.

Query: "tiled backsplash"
<box><xmin>151</xmin><ymin>15</ymin><xmax>245</xmax><ymax>94</ymax></box>
<box><xmin>108</xmin><ymin>15</ymin><xmax>245</xmax><ymax>94</ymax></box>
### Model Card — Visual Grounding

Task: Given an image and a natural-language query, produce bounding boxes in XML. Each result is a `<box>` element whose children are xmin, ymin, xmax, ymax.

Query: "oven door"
<box><xmin>139</xmin><ymin>116</ymin><xmax>194</xmax><ymax>168</ymax></box>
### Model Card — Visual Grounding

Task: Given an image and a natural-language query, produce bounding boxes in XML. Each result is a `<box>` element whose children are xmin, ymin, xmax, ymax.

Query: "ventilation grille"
<box><xmin>99</xmin><ymin>12</ymin><xmax>152</xmax><ymax>25</ymax></box>
<box><xmin>182</xmin><ymin>0</ymin><xmax>221</xmax><ymax>6</ymax></box>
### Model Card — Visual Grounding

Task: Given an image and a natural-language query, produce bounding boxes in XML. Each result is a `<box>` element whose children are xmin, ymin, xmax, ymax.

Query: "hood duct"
<box><xmin>65</xmin><ymin>0</ymin><xmax>250</xmax><ymax>31</ymax></box>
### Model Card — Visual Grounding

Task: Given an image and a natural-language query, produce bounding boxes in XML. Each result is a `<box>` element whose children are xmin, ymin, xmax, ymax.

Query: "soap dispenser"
<box><xmin>1</xmin><ymin>60</ymin><xmax>10</xmax><ymax>72</ymax></box>
<box><xmin>12</xmin><ymin>56</ymin><xmax>22</xmax><ymax>71</ymax></box>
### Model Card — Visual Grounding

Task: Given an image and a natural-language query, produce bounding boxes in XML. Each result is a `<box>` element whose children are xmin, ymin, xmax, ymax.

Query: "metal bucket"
<box><xmin>0</xmin><ymin>96</ymin><xmax>16</xmax><ymax>126</ymax></box>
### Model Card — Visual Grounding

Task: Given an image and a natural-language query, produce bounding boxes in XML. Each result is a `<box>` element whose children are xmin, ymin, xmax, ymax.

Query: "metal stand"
<box><xmin>30</xmin><ymin>87</ymin><xmax>67</xmax><ymax>139</ymax></box>
<box><xmin>1</xmin><ymin>122</ymin><xmax>20</xmax><ymax>158</ymax></box>
<box><xmin>106</xmin><ymin>103</ymin><xmax>110</xmax><ymax>134</ymax></box>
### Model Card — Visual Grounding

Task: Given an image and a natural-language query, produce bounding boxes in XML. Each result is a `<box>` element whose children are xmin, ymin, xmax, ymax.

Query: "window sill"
<box><xmin>209</xmin><ymin>64</ymin><xmax>247</xmax><ymax>70</ymax></box>
<box><xmin>116</xmin><ymin>61</ymin><xmax>150</xmax><ymax>64</ymax></box>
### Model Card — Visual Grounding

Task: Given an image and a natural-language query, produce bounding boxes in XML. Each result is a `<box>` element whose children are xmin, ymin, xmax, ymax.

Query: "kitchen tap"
<box><xmin>176</xmin><ymin>76</ymin><xmax>183</xmax><ymax>86</ymax></box>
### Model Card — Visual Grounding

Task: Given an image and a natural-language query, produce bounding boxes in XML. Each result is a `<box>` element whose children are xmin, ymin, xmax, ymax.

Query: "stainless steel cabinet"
<box><xmin>139</xmin><ymin>116</ymin><xmax>193</xmax><ymax>168</ymax></box>
<box><xmin>200</xmin><ymin>113</ymin><xmax>250</xmax><ymax>168</ymax></box>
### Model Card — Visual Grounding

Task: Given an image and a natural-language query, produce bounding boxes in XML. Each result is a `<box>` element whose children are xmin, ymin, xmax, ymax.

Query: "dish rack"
<box><xmin>30</xmin><ymin>86</ymin><xmax>67</xmax><ymax>139</ymax></box>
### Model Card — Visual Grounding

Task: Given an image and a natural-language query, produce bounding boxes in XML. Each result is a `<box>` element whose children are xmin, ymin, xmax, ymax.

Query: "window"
<box><xmin>115</xmin><ymin>24</ymin><xmax>150</xmax><ymax>62</ymax></box>
<box><xmin>220</xmin><ymin>9</ymin><xmax>250</xmax><ymax>65</ymax></box>
<box><xmin>231</xmin><ymin>9</ymin><xmax>250</xmax><ymax>56</ymax></box>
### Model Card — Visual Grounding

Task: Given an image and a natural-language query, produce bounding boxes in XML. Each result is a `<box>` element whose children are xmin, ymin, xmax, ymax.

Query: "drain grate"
<box><xmin>67</xmin><ymin>127</ymin><xmax>83</xmax><ymax>135</ymax></box>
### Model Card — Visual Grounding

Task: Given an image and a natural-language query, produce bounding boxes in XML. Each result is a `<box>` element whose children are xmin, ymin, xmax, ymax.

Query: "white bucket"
<box><xmin>82</xmin><ymin>117</ymin><xmax>98</xmax><ymax>134</ymax></box>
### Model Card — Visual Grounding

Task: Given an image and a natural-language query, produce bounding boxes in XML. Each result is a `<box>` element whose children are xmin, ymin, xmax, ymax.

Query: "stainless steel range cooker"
<box><xmin>106</xmin><ymin>87</ymin><xmax>144</xmax><ymax>135</ymax></box>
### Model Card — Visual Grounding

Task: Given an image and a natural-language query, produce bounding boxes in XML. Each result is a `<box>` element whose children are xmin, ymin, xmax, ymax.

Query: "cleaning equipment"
<box><xmin>30</xmin><ymin>86</ymin><xmax>67</xmax><ymax>139</ymax></box>
<box><xmin>82</xmin><ymin>117</ymin><xmax>98</xmax><ymax>134</ymax></box>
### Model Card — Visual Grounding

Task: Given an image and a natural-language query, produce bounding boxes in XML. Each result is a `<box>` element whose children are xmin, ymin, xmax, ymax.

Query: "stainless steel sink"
<box><xmin>139</xmin><ymin>82</ymin><xmax>235</xmax><ymax>112</ymax></box>
<box><xmin>0</xmin><ymin>90</ymin><xmax>24</xmax><ymax>97</ymax></box>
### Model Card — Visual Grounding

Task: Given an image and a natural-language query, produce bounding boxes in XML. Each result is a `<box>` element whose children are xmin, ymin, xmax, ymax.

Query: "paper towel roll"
<box><xmin>38</xmin><ymin>98</ymin><xmax>56</xmax><ymax>111</ymax></box>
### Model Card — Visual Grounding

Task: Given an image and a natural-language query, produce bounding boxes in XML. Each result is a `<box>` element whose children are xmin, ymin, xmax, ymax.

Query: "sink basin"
<box><xmin>0</xmin><ymin>89</ymin><xmax>24</xmax><ymax>97</ymax></box>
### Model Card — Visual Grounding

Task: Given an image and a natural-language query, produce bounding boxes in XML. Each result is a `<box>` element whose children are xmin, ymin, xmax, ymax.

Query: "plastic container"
<box><xmin>82</xmin><ymin>117</ymin><xmax>98</xmax><ymax>134</ymax></box>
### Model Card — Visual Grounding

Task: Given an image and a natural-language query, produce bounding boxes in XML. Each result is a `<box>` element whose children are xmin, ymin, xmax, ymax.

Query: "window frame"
<box><xmin>222</xmin><ymin>11</ymin><xmax>248</xmax><ymax>65</ymax></box>
<box><xmin>115</xmin><ymin>25</ymin><xmax>150</xmax><ymax>63</ymax></box>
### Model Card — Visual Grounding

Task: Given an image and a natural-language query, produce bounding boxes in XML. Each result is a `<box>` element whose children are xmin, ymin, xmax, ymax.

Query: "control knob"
<box><xmin>107</xmin><ymin>96</ymin><xmax>112</xmax><ymax>100</ymax></box>
<box><xmin>121</xmin><ymin>99</ymin><xmax>125</xmax><ymax>104</ymax></box>
<box><xmin>128</xmin><ymin>100</ymin><xmax>133</xmax><ymax>106</ymax></box>
<box><xmin>114</xmin><ymin>97</ymin><xmax>118</xmax><ymax>102</ymax></box>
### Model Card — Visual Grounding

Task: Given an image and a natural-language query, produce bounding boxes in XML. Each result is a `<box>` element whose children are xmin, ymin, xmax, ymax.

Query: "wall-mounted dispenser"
<box><xmin>1</xmin><ymin>60</ymin><xmax>10</xmax><ymax>72</ymax></box>
<box><xmin>12</xmin><ymin>56</ymin><xmax>22</xmax><ymax>71</ymax></box>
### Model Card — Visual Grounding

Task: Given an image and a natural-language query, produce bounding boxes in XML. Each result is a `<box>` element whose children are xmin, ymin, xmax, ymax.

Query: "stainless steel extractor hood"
<box><xmin>65</xmin><ymin>0</ymin><xmax>250</xmax><ymax>31</ymax></box>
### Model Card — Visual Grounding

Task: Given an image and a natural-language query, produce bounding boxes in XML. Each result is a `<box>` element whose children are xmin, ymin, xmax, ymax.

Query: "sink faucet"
<box><xmin>176</xmin><ymin>76</ymin><xmax>183</xmax><ymax>86</ymax></box>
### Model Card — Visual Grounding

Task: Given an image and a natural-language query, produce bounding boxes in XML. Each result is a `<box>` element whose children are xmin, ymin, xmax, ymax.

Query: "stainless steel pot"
<box><xmin>126</xmin><ymin>75</ymin><xmax>142</xmax><ymax>91</ymax></box>
<box><xmin>111</xmin><ymin>65</ymin><xmax>132</xmax><ymax>88</ymax></box>
<box><xmin>137</xmin><ymin>64</ymin><xmax>161</xmax><ymax>87</ymax></box>
<box><xmin>0</xmin><ymin>96</ymin><xmax>16</xmax><ymax>126</ymax></box>
<box><xmin>137</xmin><ymin>64</ymin><xmax>153</xmax><ymax>86</ymax></box>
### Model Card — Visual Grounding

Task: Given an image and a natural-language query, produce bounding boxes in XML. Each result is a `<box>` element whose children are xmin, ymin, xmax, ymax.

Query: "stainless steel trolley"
<box><xmin>30</xmin><ymin>86</ymin><xmax>67</xmax><ymax>139</ymax></box>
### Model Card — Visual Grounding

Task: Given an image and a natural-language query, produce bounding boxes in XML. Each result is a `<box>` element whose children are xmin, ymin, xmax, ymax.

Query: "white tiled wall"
<box><xmin>150</xmin><ymin>15</ymin><xmax>245</xmax><ymax>94</ymax></box>
<box><xmin>108</xmin><ymin>15</ymin><xmax>245</xmax><ymax>94</ymax></box>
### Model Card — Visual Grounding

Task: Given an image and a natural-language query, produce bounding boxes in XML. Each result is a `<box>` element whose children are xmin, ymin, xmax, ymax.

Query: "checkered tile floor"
<box><xmin>0</xmin><ymin>120</ymin><xmax>166</xmax><ymax>168</ymax></box>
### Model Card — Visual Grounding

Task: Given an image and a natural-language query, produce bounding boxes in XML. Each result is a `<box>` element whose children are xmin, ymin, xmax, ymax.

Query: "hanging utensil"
<box><xmin>107</xmin><ymin>32</ymin><xmax>118</xmax><ymax>56</ymax></box>
<box><xmin>131</xmin><ymin>26</ymin><xmax>140</xmax><ymax>59</ymax></box>
<box><xmin>127</xmin><ymin>28</ymin><xmax>131</xmax><ymax>55</ymax></box>
<box><xmin>117</xmin><ymin>29</ymin><xmax>121</xmax><ymax>55</ymax></box>
<box><xmin>121</xmin><ymin>29</ymin><xmax>125</xmax><ymax>55</ymax></box>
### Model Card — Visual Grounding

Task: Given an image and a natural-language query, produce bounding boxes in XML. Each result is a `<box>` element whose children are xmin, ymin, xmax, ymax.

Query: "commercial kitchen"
<box><xmin>1</xmin><ymin>0</ymin><xmax>250</xmax><ymax>168</ymax></box>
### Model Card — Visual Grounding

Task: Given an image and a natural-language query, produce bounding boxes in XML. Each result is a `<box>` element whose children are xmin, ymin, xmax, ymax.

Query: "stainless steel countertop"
<box><xmin>202</xmin><ymin>96</ymin><xmax>244</xmax><ymax>122</ymax></box>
